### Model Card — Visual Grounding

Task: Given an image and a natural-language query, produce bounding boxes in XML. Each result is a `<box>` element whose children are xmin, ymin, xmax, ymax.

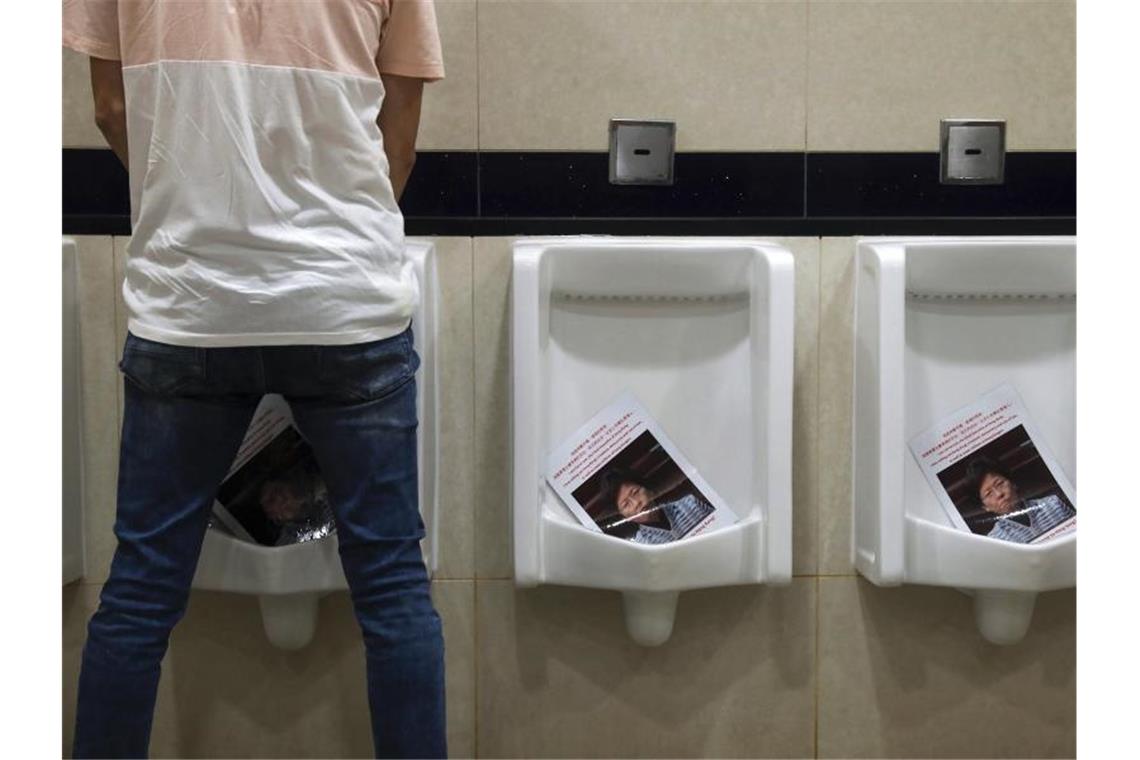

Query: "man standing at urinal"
<box><xmin>63</xmin><ymin>2</ymin><xmax>447</xmax><ymax>756</ymax></box>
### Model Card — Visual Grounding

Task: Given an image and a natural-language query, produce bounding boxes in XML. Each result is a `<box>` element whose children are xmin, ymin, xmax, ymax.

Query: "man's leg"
<box><xmin>73</xmin><ymin>338</ymin><xmax>259</xmax><ymax>759</ymax></box>
<box><xmin>287</xmin><ymin>331</ymin><xmax>446</xmax><ymax>759</ymax></box>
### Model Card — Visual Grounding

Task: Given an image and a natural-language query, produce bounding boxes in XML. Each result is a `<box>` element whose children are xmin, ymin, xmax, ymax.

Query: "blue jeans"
<box><xmin>72</xmin><ymin>326</ymin><xmax>446</xmax><ymax>759</ymax></box>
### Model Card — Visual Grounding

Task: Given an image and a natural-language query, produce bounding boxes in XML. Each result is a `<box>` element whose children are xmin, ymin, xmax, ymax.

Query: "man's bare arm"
<box><xmin>377</xmin><ymin>73</ymin><xmax>425</xmax><ymax>203</ymax></box>
<box><xmin>90</xmin><ymin>57</ymin><xmax>128</xmax><ymax>168</ymax></box>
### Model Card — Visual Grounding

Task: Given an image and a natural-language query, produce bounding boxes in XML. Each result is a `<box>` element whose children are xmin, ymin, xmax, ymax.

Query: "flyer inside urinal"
<box><xmin>546</xmin><ymin>390</ymin><xmax>738</xmax><ymax>545</ymax></box>
<box><xmin>212</xmin><ymin>394</ymin><xmax>336</xmax><ymax>547</ymax></box>
<box><xmin>908</xmin><ymin>383</ymin><xmax>1076</xmax><ymax>544</ymax></box>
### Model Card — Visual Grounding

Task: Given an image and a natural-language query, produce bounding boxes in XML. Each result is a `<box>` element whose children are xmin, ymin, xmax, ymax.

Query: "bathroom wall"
<box><xmin>62</xmin><ymin>1</ymin><xmax>1076</xmax><ymax>757</ymax></box>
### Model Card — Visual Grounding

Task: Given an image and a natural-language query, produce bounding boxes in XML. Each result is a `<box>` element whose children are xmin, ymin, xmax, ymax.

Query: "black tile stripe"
<box><xmin>478</xmin><ymin>152</ymin><xmax>804</xmax><ymax>218</ymax></box>
<box><xmin>402</xmin><ymin>217</ymin><xmax>1075</xmax><ymax>237</ymax></box>
<box><xmin>399</xmin><ymin>151</ymin><xmax>478</xmax><ymax>218</ymax></box>
<box><xmin>61</xmin><ymin>148</ymin><xmax>477</xmax><ymax>237</ymax></box>
<box><xmin>62</xmin><ymin>148</ymin><xmax>129</xmax><ymax>220</ymax></box>
<box><xmin>806</xmin><ymin>152</ymin><xmax>1075</xmax><ymax>218</ymax></box>
<box><xmin>63</xmin><ymin>148</ymin><xmax>1075</xmax><ymax>237</ymax></box>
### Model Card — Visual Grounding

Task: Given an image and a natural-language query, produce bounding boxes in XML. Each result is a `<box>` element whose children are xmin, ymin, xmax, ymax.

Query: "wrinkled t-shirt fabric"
<box><xmin>63</xmin><ymin>0</ymin><xmax>445</xmax><ymax>346</ymax></box>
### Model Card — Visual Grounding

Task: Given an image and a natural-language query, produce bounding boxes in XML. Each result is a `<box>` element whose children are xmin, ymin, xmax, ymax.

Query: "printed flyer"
<box><xmin>212</xmin><ymin>394</ymin><xmax>336</xmax><ymax>547</ymax></box>
<box><xmin>908</xmin><ymin>383</ymin><xmax>1075</xmax><ymax>544</ymax></box>
<box><xmin>546</xmin><ymin>390</ymin><xmax>738</xmax><ymax>545</ymax></box>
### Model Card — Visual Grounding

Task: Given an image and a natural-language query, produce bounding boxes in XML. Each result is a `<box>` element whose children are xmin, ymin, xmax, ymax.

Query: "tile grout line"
<box><xmin>111</xmin><ymin>237</ymin><xmax>124</xmax><ymax>585</ymax></box>
<box><xmin>813</xmin><ymin>209</ymin><xmax>822</xmax><ymax>759</ymax></box>
<box><xmin>78</xmin><ymin>239</ymin><xmax>95</xmax><ymax>585</ymax></box>
<box><xmin>814</xmin><ymin>237</ymin><xmax>822</xmax><ymax>579</ymax></box>
<box><xmin>803</xmin><ymin>0</ymin><xmax>811</xmax><ymax>217</ymax></box>
<box><xmin>814</xmin><ymin>575</ymin><xmax>821</xmax><ymax>759</ymax></box>
<box><xmin>816</xmin><ymin>236</ymin><xmax>829</xmax><ymax>583</ymax></box>
<box><xmin>473</xmin><ymin>576</ymin><xmax>481</xmax><ymax>759</ymax></box>
<box><xmin>114</xmin><ymin>237</ymin><xmax>126</xmax><ymax>430</ymax></box>
<box><xmin>817</xmin><ymin>235</ymin><xmax>824</xmax><ymax>579</ymax></box>
<box><xmin>468</xmin><ymin>235</ymin><xmax>480</xmax><ymax>754</ymax></box>
<box><xmin>474</xmin><ymin>0</ymin><xmax>482</xmax><ymax>219</ymax></box>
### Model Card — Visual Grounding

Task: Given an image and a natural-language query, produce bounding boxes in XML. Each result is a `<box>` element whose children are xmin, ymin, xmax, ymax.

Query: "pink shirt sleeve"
<box><xmin>62</xmin><ymin>0</ymin><xmax>121</xmax><ymax>60</ymax></box>
<box><xmin>377</xmin><ymin>0</ymin><xmax>445</xmax><ymax>81</ymax></box>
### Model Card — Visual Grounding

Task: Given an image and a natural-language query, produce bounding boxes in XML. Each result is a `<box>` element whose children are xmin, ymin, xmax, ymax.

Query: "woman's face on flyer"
<box><xmin>260</xmin><ymin>480</ymin><xmax>305</xmax><ymax>524</ymax></box>
<box><xmin>616</xmin><ymin>482</ymin><xmax>653</xmax><ymax>524</ymax></box>
<box><xmin>979</xmin><ymin>472</ymin><xmax>1019</xmax><ymax>514</ymax></box>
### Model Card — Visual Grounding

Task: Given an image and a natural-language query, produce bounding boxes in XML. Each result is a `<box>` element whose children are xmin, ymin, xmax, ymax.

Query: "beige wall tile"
<box><xmin>808</xmin><ymin>0</ymin><xmax>1076</xmax><ymax>151</ymax></box>
<box><xmin>63</xmin><ymin>582</ymin><xmax>475</xmax><ymax>758</ymax></box>
<box><xmin>112</xmin><ymin>238</ymin><xmax>128</xmax><ymax>350</ymax></box>
<box><xmin>63</xmin><ymin>586</ymin><xmax>374</xmax><ymax>758</ymax></box>
<box><xmin>63</xmin><ymin>48</ymin><xmax>103</xmax><ymax>148</ymax></box>
<box><xmin>819</xmin><ymin>237</ymin><xmax>855</xmax><ymax>575</ymax></box>
<box><xmin>419</xmin><ymin>0</ymin><xmax>479</xmax><ymax>150</ymax></box>
<box><xmin>473</xmin><ymin>237</ymin><xmax>515</xmax><ymax>578</ymax></box>
<box><xmin>435</xmin><ymin>581</ymin><xmax>477</xmax><ymax>757</ymax></box>
<box><xmin>478</xmin><ymin>1</ymin><xmax>807</xmax><ymax>150</ymax></box>
<box><xmin>113</xmin><ymin>238</ymin><xmax>128</xmax><ymax>432</ymax></box>
<box><xmin>787</xmin><ymin>237</ymin><xmax>820</xmax><ymax>575</ymax></box>
<box><xmin>476</xmin><ymin>579</ymin><xmax>816</xmax><ymax>758</ymax></box>
<box><xmin>818</xmin><ymin>577</ymin><xmax>1075</xmax><ymax>758</ymax></box>
<box><xmin>155</xmin><ymin>591</ymin><xmax>372</xmax><ymax>758</ymax></box>
<box><xmin>74</xmin><ymin>236</ymin><xmax>120</xmax><ymax>584</ymax></box>
<box><xmin>62</xmin><ymin>582</ymin><xmax>97</xmax><ymax>756</ymax></box>
<box><xmin>422</xmin><ymin>237</ymin><xmax>477</xmax><ymax>578</ymax></box>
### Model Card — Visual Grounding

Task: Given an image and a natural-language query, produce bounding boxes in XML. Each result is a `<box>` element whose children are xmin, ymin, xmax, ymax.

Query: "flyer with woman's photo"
<box><xmin>212</xmin><ymin>394</ymin><xmax>336</xmax><ymax>547</ymax></box>
<box><xmin>546</xmin><ymin>390</ymin><xmax>738</xmax><ymax>545</ymax></box>
<box><xmin>908</xmin><ymin>383</ymin><xmax>1076</xmax><ymax>544</ymax></box>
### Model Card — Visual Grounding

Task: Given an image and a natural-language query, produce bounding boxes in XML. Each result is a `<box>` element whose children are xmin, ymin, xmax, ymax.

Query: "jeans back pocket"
<box><xmin>119</xmin><ymin>333</ymin><xmax>206</xmax><ymax>396</ymax></box>
<box><xmin>315</xmin><ymin>328</ymin><xmax>420</xmax><ymax>403</ymax></box>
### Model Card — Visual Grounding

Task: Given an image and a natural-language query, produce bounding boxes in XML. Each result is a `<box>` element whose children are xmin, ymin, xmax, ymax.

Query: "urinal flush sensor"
<box><xmin>609</xmin><ymin>119</ymin><xmax>675</xmax><ymax>185</ymax></box>
<box><xmin>940</xmin><ymin>118</ymin><xmax>1006</xmax><ymax>185</ymax></box>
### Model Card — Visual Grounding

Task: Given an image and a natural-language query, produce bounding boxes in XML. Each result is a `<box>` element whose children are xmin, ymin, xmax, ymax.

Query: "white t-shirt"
<box><xmin>63</xmin><ymin>0</ymin><xmax>445</xmax><ymax>346</ymax></box>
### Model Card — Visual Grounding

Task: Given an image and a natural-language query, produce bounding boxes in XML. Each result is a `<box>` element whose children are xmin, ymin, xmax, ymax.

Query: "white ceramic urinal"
<box><xmin>192</xmin><ymin>240</ymin><xmax>441</xmax><ymax>649</ymax></box>
<box><xmin>852</xmin><ymin>237</ymin><xmax>1076</xmax><ymax>645</ymax></box>
<box><xmin>511</xmin><ymin>237</ymin><xmax>795</xmax><ymax>646</ymax></box>
<box><xmin>63</xmin><ymin>239</ymin><xmax>86</xmax><ymax>584</ymax></box>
